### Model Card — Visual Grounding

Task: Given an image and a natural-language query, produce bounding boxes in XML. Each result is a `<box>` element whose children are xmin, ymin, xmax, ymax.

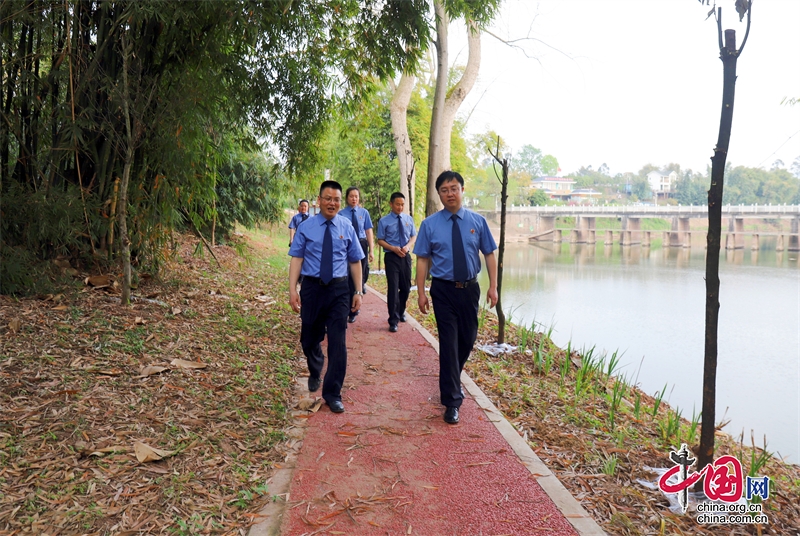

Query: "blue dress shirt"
<box><xmin>288</xmin><ymin>212</ymin><xmax>310</xmax><ymax>230</ymax></box>
<box><xmin>288</xmin><ymin>214</ymin><xmax>365</xmax><ymax>277</ymax></box>
<box><xmin>376</xmin><ymin>212</ymin><xmax>416</xmax><ymax>251</ymax></box>
<box><xmin>413</xmin><ymin>207</ymin><xmax>497</xmax><ymax>280</ymax></box>
<box><xmin>340</xmin><ymin>205</ymin><xmax>373</xmax><ymax>239</ymax></box>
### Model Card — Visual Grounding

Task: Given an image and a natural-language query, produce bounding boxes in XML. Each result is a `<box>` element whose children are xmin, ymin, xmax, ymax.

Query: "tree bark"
<box><xmin>489</xmin><ymin>140</ymin><xmax>508</xmax><ymax>343</ymax></box>
<box><xmin>390</xmin><ymin>74</ymin><xmax>416</xmax><ymax>215</ymax></box>
<box><xmin>426</xmin><ymin>8</ymin><xmax>482</xmax><ymax>216</ymax></box>
<box><xmin>119</xmin><ymin>36</ymin><xmax>135</xmax><ymax>306</ymax></box>
<box><xmin>697</xmin><ymin>16</ymin><xmax>742</xmax><ymax>478</ymax></box>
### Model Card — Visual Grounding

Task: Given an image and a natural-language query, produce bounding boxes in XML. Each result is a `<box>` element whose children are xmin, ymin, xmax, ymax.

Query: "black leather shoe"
<box><xmin>308</xmin><ymin>376</ymin><xmax>321</xmax><ymax>392</ymax></box>
<box><xmin>389</xmin><ymin>324</ymin><xmax>398</xmax><ymax>333</ymax></box>
<box><xmin>327</xmin><ymin>400</ymin><xmax>345</xmax><ymax>413</ymax></box>
<box><xmin>399</xmin><ymin>314</ymin><xmax>407</xmax><ymax>322</ymax></box>
<box><xmin>348</xmin><ymin>315</ymin><xmax>357</xmax><ymax>323</ymax></box>
<box><xmin>444</xmin><ymin>407</ymin><xmax>459</xmax><ymax>424</ymax></box>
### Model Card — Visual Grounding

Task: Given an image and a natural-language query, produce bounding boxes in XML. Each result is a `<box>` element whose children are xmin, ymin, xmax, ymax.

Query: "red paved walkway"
<box><xmin>278</xmin><ymin>291</ymin><xmax>580</xmax><ymax>535</ymax></box>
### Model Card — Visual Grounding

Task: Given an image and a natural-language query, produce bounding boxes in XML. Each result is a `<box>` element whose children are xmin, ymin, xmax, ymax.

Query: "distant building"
<box><xmin>646</xmin><ymin>170</ymin><xmax>677</xmax><ymax>195</ymax></box>
<box><xmin>570</xmin><ymin>188</ymin><xmax>602</xmax><ymax>203</ymax></box>
<box><xmin>531</xmin><ymin>176</ymin><xmax>576</xmax><ymax>199</ymax></box>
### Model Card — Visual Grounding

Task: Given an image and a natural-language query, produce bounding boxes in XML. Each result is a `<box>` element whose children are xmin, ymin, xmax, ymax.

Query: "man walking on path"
<box><xmin>288</xmin><ymin>181</ymin><xmax>364</xmax><ymax>413</ymax></box>
<box><xmin>287</xmin><ymin>199</ymin><xmax>309</xmax><ymax>247</ymax></box>
<box><xmin>341</xmin><ymin>187</ymin><xmax>374</xmax><ymax>323</ymax></box>
<box><xmin>414</xmin><ymin>171</ymin><xmax>498</xmax><ymax>424</ymax></box>
<box><xmin>377</xmin><ymin>192</ymin><xmax>416</xmax><ymax>333</ymax></box>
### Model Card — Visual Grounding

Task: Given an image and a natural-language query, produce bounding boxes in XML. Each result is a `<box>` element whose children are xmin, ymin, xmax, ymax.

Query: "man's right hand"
<box><xmin>289</xmin><ymin>291</ymin><xmax>301</xmax><ymax>313</ymax></box>
<box><xmin>418</xmin><ymin>293</ymin><xmax>429</xmax><ymax>315</ymax></box>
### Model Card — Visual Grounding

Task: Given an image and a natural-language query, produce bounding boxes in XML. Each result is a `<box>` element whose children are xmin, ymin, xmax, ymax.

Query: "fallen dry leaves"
<box><xmin>0</xmin><ymin>229</ymin><xmax>305</xmax><ymax>534</ymax></box>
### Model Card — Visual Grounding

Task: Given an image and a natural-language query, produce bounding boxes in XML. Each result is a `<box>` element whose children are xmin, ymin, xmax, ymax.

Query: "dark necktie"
<box><xmin>320</xmin><ymin>220</ymin><xmax>333</xmax><ymax>284</ymax></box>
<box><xmin>301</xmin><ymin>213</ymin><xmax>308</xmax><ymax>222</ymax></box>
<box><xmin>351</xmin><ymin>208</ymin><xmax>359</xmax><ymax>236</ymax></box>
<box><xmin>396</xmin><ymin>214</ymin><xmax>404</xmax><ymax>247</ymax></box>
<box><xmin>452</xmin><ymin>214</ymin><xmax>468</xmax><ymax>282</ymax></box>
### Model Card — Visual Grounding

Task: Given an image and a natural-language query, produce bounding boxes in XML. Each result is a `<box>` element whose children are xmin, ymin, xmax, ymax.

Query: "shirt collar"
<box><xmin>445</xmin><ymin>207</ymin><xmax>466</xmax><ymax>220</ymax></box>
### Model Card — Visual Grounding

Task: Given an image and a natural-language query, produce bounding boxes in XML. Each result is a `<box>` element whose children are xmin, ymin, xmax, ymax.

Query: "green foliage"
<box><xmin>0</xmin><ymin>0</ymin><xmax>429</xmax><ymax>291</ymax></box>
<box><xmin>529</xmin><ymin>189</ymin><xmax>550</xmax><ymax>206</ymax></box>
<box><xmin>212</xmin><ymin>148</ymin><xmax>285</xmax><ymax>240</ymax></box>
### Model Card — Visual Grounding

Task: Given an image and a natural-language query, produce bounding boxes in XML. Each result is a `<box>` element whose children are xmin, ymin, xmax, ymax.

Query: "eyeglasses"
<box><xmin>438</xmin><ymin>186</ymin><xmax>462</xmax><ymax>195</ymax></box>
<box><xmin>320</xmin><ymin>197</ymin><xmax>341</xmax><ymax>204</ymax></box>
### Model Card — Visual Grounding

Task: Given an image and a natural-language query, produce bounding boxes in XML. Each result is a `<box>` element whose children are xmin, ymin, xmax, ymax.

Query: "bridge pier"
<box><xmin>569</xmin><ymin>216</ymin><xmax>596</xmax><ymax>244</ymax></box>
<box><xmin>643</xmin><ymin>231</ymin><xmax>651</xmax><ymax>247</ymax></box>
<box><xmin>725</xmin><ymin>217</ymin><xmax>745</xmax><ymax>250</ymax></box>
<box><xmin>620</xmin><ymin>217</ymin><xmax>641</xmax><ymax>246</ymax></box>
<box><xmin>552</xmin><ymin>229</ymin><xmax>563</xmax><ymax>243</ymax></box>
<box><xmin>776</xmin><ymin>235</ymin><xmax>784</xmax><ymax>252</ymax></box>
<box><xmin>667</xmin><ymin>217</ymin><xmax>692</xmax><ymax>248</ymax></box>
<box><xmin>604</xmin><ymin>230</ymin><xmax>614</xmax><ymax>245</ymax></box>
<box><xmin>788</xmin><ymin>218</ymin><xmax>800</xmax><ymax>252</ymax></box>
<box><xmin>536</xmin><ymin>215</ymin><xmax>556</xmax><ymax>236</ymax></box>
<box><xmin>751</xmin><ymin>234</ymin><xmax>759</xmax><ymax>251</ymax></box>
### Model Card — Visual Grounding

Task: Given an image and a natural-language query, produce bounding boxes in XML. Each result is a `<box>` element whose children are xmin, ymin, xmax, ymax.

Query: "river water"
<box><xmin>477</xmin><ymin>239</ymin><xmax>800</xmax><ymax>464</ymax></box>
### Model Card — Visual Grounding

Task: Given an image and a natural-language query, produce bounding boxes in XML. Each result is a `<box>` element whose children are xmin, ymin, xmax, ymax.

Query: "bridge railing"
<box><xmin>484</xmin><ymin>204</ymin><xmax>800</xmax><ymax>217</ymax></box>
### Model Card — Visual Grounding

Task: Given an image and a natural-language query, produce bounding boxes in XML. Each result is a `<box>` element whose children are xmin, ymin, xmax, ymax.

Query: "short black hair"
<box><xmin>390</xmin><ymin>192</ymin><xmax>405</xmax><ymax>202</ymax></box>
<box><xmin>435</xmin><ymin>170</ymin><xmax>464</xmax><ymax>191</ymax></box>
<box><xmin>345</xmin><ymin>186</ymin><xmax>360</xmax><ymax>198</ymax></box>
<box><xmin>319</xmin><ymin>180</ymin><xmax>343</xmax><ymax>197</ymax></box>
<box><xmin>298</xmin><ymin>199</ymin><xmax>309</xmax><ymax>206</ymax></box>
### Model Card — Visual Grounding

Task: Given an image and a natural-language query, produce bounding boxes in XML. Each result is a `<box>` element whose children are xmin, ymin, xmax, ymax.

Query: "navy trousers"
<box><xmin>299</xmin><ymin>279</ymin><xmax>350</xmax><ymax>403</ymax></box>
<box><xmin>384</xmin><ymin>251</ymin><xmax>412</xmax><ymax>326</ymax></box>
<box><xmin>430</xmin><ymin>278</ymin><xmax>480</xmax><ymax>408</ymax></box>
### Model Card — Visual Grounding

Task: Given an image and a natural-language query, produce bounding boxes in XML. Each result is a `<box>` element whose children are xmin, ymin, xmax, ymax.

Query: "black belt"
<box><xmin>303</xmin><ymin>276</ymin><xmax>348</xmax><ymax>286</ymax></box>
<box><xmin>432</xmin><ymin>277</ymin><xmax>478</xmax><ymax>289</ymax></box>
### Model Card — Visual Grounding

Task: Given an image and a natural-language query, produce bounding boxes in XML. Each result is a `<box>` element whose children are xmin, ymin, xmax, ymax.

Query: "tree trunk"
<box><xmin>119</xmin><ymin>146</ymin><xmax>134</xmax><ymax>305</ymax></box>
<box><xmin>697</xmin><ymin>21</ymin><xmax>741</xmax><ymax>478</ymax></box>
<box><xmin>490</xmin><ymin>141</ymin><xmax>508</xmax><ymax>343</ymax></box>
<box><xmin>426</xmin><ymin>8</ymin><xmax>482</xmax><ymax>216</ymax></box>
<box><xmin>426</xmin><ymin>0</ymin><xmax>448</xmax><ymax>216</ymax></box>
<box><xmin>119</xmin><ymin>35</ymin><xmax>134</xmax><ymax>306</ymax></box>
<box><xmin>390</xmin><ymin>74</ymin><xmax>416</xmax><ymax>215</ymax></box>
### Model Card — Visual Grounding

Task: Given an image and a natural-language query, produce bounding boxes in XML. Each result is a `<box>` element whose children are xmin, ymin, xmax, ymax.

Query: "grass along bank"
<box><xmin>368</xmin><ymin>263</ymin><xmax>800</xmax><ymax>535</ymax></box>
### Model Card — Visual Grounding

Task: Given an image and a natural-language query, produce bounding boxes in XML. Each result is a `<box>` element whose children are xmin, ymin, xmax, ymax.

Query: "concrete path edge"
<box><xmin>248</xmin><ymin>285</ymin><xmax>607</xmax><ymax>536</ymax></box>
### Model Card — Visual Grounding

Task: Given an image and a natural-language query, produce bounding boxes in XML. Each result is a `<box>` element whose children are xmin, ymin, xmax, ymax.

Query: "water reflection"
<box><xmin>482</xmin><ymin>240</ymin><xmax>800</xmax><ymax>463</ymax></box>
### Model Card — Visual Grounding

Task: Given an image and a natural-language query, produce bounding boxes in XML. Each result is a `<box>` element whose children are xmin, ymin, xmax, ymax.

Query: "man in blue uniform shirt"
<box><xmin>288</xmin><ymin>199</ymin><xmax>310</xmax><ymax>247</ymax></box>
<box><xmin>341</xmin><ymin>187</ymin><xmax>375</xmax><ymax>323</ymax></box>
<box><xmin>288</xmin><ymin>181</ymin><xmax>365</xmax><ymax>414</ymax></box>
<box><xmin>414</xmin><ymin>171</ymin><xmax>498</xmax><ymax>424</ymax></box>
<box><xmin>377</xmin><ymin>192</ymin><xmax>416</xmax><ymax>332</ymax></box>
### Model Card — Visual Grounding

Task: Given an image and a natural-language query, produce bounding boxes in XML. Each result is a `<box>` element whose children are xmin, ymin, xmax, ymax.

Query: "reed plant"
<box><xmin>607</xmin><ymin>377</ymin><xmax>626</xmax><ymax>430</ymax></box>
<box><xmin>601</xmin><ymin>453</ymin><xmax>619</xmax><ymax>476</ymax></box>
<box><xmin>686</xmin><ymin>406</ymin><xmax>701</xmax><ymax>445</ymax></box>
<box><xmin>651</xmin><ymin>383</ymin><xmax>668</xmax><ymax>417</ymax></box>
<box><xmin>658</xmin><ymin>407</ymin><xmax>682</xmax><ymax>443</ymax></box>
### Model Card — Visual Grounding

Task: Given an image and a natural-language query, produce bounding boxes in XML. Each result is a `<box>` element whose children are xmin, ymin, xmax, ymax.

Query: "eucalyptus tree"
<box><xmin>425</xmin><ymin>0</ymin><xmax>501</xmax><ymax>215</ymax></box>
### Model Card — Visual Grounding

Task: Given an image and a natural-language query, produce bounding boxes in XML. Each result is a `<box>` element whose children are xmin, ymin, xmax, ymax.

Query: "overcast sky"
<box><xmin>452</xmin><ymin>0</ymin><xmax>800</xmax><ymax>177</ymax></box>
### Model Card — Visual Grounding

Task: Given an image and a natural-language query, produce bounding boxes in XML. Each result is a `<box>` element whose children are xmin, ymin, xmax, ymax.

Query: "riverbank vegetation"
<box><xmin>2</xmin><ymin>225</ymin><xmax>798</xmax><ymax>534</ymax></box>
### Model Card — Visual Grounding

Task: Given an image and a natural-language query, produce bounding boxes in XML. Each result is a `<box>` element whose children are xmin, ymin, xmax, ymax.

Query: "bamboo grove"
<box><xmin>0</xmin><ymin>0</ymin><xmax>429</xmax><ymax>293</ymax></box>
